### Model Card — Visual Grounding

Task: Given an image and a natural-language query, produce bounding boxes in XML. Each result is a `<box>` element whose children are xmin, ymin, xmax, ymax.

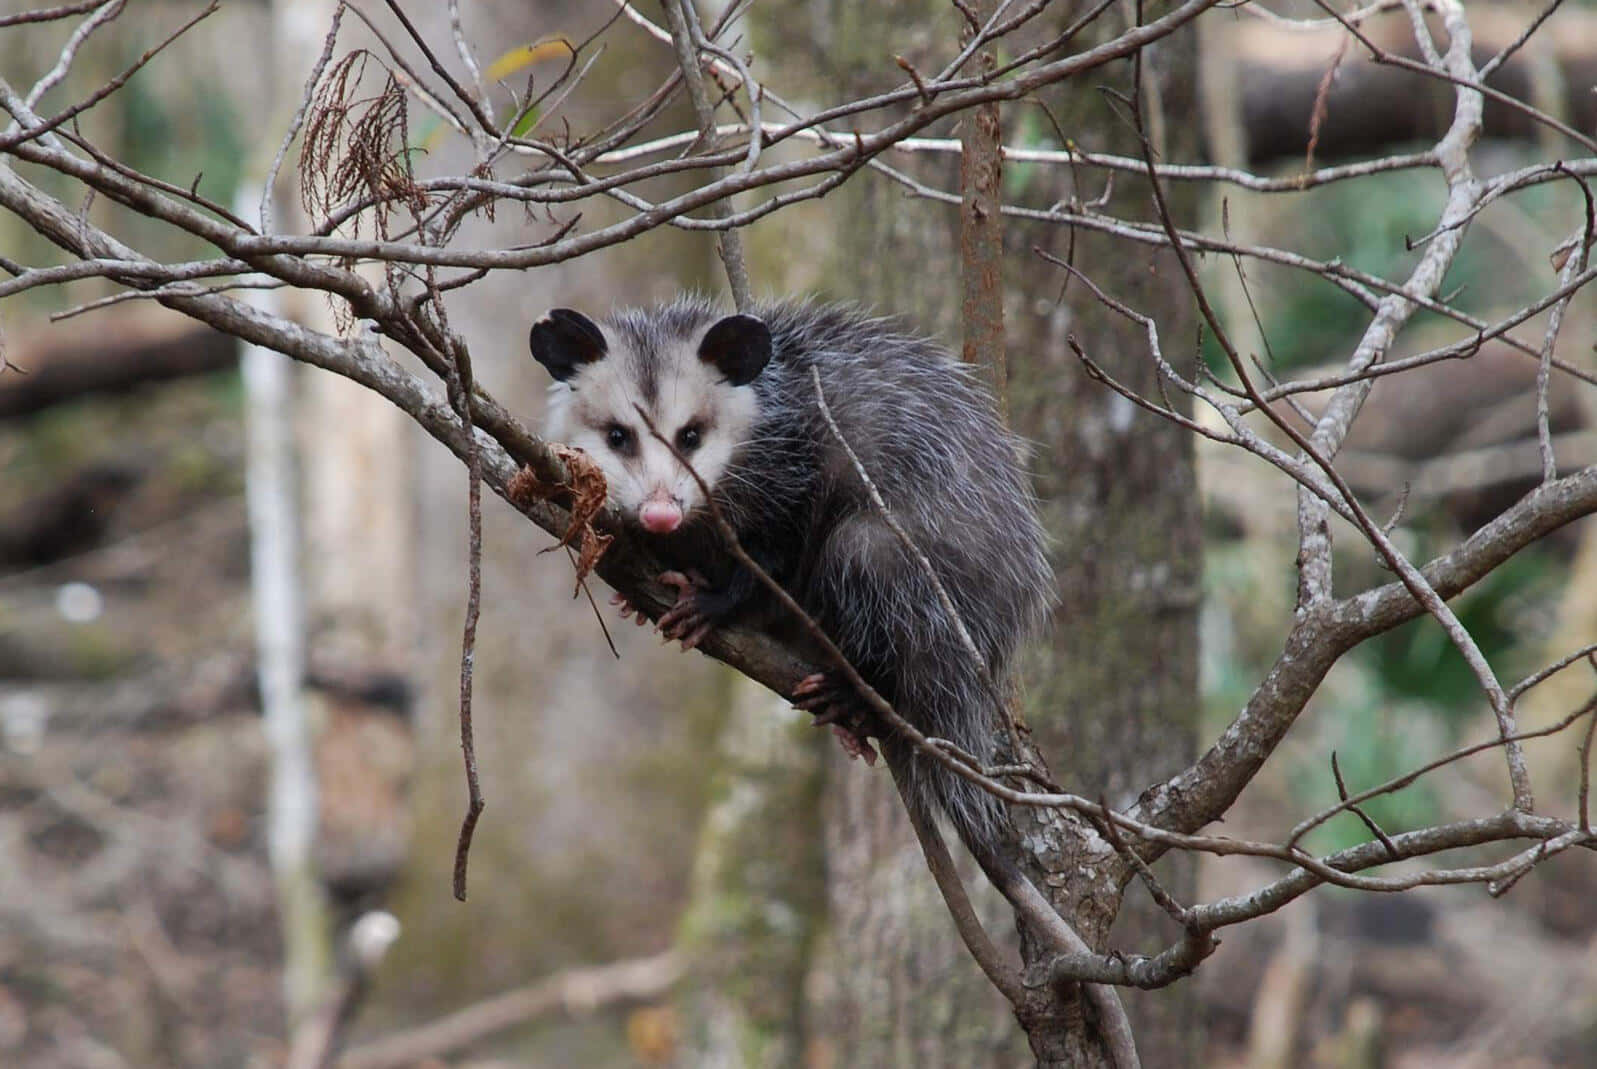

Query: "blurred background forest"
<box><xmin>2</xmin><ymin>0</ymin><xmax>1596</xmax><ymax>1066</ymax></box>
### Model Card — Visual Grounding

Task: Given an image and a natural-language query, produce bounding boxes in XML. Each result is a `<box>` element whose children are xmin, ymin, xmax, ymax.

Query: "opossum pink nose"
<box><xmin>640</xmin><ymin>499</ymin><xmax>683</xmax><ymax>534</ymax></box>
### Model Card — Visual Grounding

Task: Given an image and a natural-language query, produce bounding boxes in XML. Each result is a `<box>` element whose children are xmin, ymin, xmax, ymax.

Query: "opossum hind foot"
<box><xmin>793</xmin><ymin>672</ymin><xmax>878</xmax><ymax>765</ymax></box>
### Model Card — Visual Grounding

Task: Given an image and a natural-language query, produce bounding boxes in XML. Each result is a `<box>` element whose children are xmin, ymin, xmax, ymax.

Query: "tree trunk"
<box><xmin>252</xmin><ymin>1</ymin><xmax>419</xmax><ymax>1052</ymax></box>
<box><xmin>694</xmin><ymin>3</ymin><xmax>1205</xmax><ymax>1063</ymax></box>
<box><xmin>241</xmin><ymin>0</ymin><xmax>335</xmax><ymax>1026</ymax></box>
<box><xmin>1006</xmin><ymin>17</ymin><xmax>1205</xmax><ymax>1066</ymax></box>
<box><xmin>673</xmin><ymin>680</ymin><xmax>827</xmax><ymax>1067</ymax></box>
<box><xmin>738</xmin><ymin>2</ymin><xmax>1035</xmax><ymax>1063</ymax></box>
<box><xmin>238</xmin><ymin>179</ymin><xmax>332</xmax><ymax>1033</ymax></box>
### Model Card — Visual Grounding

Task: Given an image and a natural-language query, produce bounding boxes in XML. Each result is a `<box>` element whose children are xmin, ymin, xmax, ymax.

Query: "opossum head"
<box><xmin>531</xmin><ymin>307</ymin><xmax>772</xmax><ymax>534</ymax></box>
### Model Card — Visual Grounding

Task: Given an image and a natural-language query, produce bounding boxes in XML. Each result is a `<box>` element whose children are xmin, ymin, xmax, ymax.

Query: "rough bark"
<box><xmin>752</xmin><ymin>1</ymin><xmax>1031</xmax><ymax>1062</ymax></box>
<box><xmin>673</xmin><ymin>681</ymin><xmax>827</xmax><ymax>1067</ymax></box>
<box><xmin>1005</xmin><ymin>14</ymin><xmax>1205</xmax><ymax>1067</ymax></box>
<box><xmin>239</xmin><ymin>224</ymin><xmax>332</xmax><ymax>1031</ymax></box>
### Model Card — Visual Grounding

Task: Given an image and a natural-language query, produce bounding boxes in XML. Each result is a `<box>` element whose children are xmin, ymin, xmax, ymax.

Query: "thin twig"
<box><xmin>660</xmin><ymin>0</ymin><xmax>753</xmax><ymax>309</ymax></box>
<box><xmin>1536</xmin><ymin>164</ymin><xmax>1596</xmax><ymax>483</ymax></box>
<box><xmin>262</xmin><ymin>2</ymin><xmax>346</xmax><ymax>234</ymax></box>
<box><xmin>1480</xmin><ymin>0</ymin><xmax>1565</xmax><ymax>79</ymax></box>
<box><xmin>47</xmin><ymin>276</ymin><xmax>284</xmax><ymax>320</ymax></box>
<box><xmin>425</xmin><ymin>276</ymin><xmax>485</xmax><ymax>902</ymax></box>
<box><xmin>900</xmin><ymin>777</ymin><xmax>1025</xmax><ymax>1002</ymax></box>
<box><xmin>380</xmin><ymin>0</ymin><xmax>499</xmax><ymax>137</ymax></box>
<box><xmin>1510</xmin><ymin>641</ymin><xmax>1597</xmax><ymax>702</ymax></box>
<box><xmin>1330</xmin><ymin>751</ymin><xmax>1399</xmax><ymax>859</ymax></box>
<box><xmin>447</xmin><ymin>0</ymin><xmax>489</xmax><ymax>124</ymax></box>
<box><xmin>1286</xmin><ymin>698</ymin><xmax>1597</xmax><ymax>850</ymax></box>
<box><xmin>0</xmin><ymin>0</ymin><xmax>106</xmax><ymax>28</ymax></box>
<box><xmin>23</xmin><ymin>0</ymin><xmax>124</xmax><ymax>110</ymax></box>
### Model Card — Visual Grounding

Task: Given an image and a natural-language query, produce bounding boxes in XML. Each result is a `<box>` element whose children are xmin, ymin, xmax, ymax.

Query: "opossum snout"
<box><xmin>639</xmin><ymin>493</ymin><xmax>683</xmax><ymax>534</ymax></box>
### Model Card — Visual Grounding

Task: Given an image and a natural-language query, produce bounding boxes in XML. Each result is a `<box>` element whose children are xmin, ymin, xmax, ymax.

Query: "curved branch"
<box><xmin>1134</xmin><ymin>465</ymin><xmax>1597</xmax><ymax>837</ymax></box>
<box><xmin>0</xmin><ymin>155</ymin><xmax>817</xmax><ymax>714</ymax></box>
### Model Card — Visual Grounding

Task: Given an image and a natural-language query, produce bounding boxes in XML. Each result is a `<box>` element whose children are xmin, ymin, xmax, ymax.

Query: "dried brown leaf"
<box><xmin>1302</xmin><ymin>32</ymin><xmax>1351</xmax><ymax>185</ymax></box>
<box><xmin>299</xmin><ymin>50</ymin><xmax>430</xmax><ymax>246</ymax></box>
<box><xmin>508</xmin><ymin>447</ymin><xmax>613</xmax><ymax>592</ymax></box>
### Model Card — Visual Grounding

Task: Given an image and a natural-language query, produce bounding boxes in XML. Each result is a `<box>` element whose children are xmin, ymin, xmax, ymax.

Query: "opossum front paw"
<box><xmin>792</xmin><ymin>672</ymin><xmax>878</xmax><ymax>766</ymax></box>
<box><xmin>656</xmin><ymin>570</ymin><xmax>718</xmax><ymax>650</ymax></box>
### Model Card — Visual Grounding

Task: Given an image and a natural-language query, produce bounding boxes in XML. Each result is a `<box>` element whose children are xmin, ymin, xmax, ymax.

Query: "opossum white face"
<box><xmin>531</xmin><ymin>308</ymin><xmax>772</xmax><ymax>534</ymax></box>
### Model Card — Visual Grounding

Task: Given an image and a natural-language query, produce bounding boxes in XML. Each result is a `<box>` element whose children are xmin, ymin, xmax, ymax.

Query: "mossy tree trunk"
<box><xmin>1005</xmin><ymin>16</ymin><xmax>1205</xmax><ymax>1066</ymax></box>
<box><xmin>682</xmin><ymin>3</ymin><xmax>1203</xmax><ymax>1063</ymax></box>
<box><xmin>672</xmin><ymin>680</ymin><xmax>828</xmax><ymax>1066</ymax></box>
<box><xmin>756</xmin><ymin>1</ymin><xmax>1067</xmax><ymax>1064</ymax></box>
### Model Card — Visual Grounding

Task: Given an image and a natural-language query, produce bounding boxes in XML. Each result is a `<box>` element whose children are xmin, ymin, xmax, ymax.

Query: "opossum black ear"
<box><xmin>699</xmin><ymin>314</ymin><xmax>772</xmax><ymax>386</ymax></box>
<box><xmin>530</xmin><ymin>308</ymin><xmax>607</xmax><ymax>381</ymax></box>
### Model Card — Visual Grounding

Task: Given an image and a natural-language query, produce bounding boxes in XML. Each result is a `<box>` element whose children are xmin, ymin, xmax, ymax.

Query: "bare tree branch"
<box><xmin>339</xmin><ymin>951</ymin><xmax>682</xmax><ymax>1069</ymax></box>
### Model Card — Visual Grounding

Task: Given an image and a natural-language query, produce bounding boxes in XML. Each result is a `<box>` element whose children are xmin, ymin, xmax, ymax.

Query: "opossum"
<box><xmin>530</xmin><ymin>298</ymin><xmax>1054</xmax><ymax>865</ymax></box>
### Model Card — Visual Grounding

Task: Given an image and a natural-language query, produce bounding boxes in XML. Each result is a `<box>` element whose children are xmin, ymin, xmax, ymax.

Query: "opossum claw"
<box><xmin>657</xmin><ymin>569</ymin><xmax>715</xmax><ymax>648</ymax></box>
<box><xmin>610</xmin><ymin>590</ymin><xmax>651</xmax><ymax>626</ymax></box>
<box><xmin>833</xmin><ymin>725</ymin><xmax>878</xmax><ymax>765</ymax></box>
<box><xmin>794</xmin><ymin>672</ymin><xmax>878</xmax><ymax>763</ymax></box>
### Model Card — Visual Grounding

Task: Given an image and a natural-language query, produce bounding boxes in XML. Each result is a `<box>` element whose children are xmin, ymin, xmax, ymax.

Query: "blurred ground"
<box><xmin>0</xmin><ymin>361</ymin><xmax>281</xmax><ymax>1067</ymax></box>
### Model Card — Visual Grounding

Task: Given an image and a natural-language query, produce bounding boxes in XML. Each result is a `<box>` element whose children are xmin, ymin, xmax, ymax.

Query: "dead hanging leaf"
<box><xmin>298</xmin><ymin>49</ymin><xmax>431</xmax><ymax>333</ymax></box>
<box><xmin>1551</xmin><ymin>238</ymin><xmax>1579</xmax><ymax>272</ymax></box>
<box><xmin>300</xmin><ymin>50</ymin><xmax>427</xmax><ymax>238</ymax></box>
<box><xmin>508</xmin><ymin>446</ymin><xmax>613</xmax><ymax>594</ymax></box>
<box><xmin>1301</xmin><ymin>30</ymin><xmax>1350</xmax><ymax>185</ymax></box>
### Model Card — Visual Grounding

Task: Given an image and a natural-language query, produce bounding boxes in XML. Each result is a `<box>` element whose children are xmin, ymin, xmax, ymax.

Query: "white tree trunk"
<box><xmin>239</xmin><ymin>177</ymin><xmax>333</xmax><ymax>1029</ymax></box>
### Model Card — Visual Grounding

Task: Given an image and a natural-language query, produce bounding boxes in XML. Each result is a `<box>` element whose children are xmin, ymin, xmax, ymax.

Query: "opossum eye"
<box><xmin>675</xmin><ymin>423</ymin><xmax>703</xmax><ymax>453</ymax></box>
<box><xmin>605</xmin><ymin>424</ymin><xmax>635</xmax><ymax>455</ymax></box>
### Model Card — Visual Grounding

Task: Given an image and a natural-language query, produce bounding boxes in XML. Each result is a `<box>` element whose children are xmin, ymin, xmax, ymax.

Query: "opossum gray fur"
<box><xmin>530</xmin><ymin>298</ymin><xmax>1054</xmax><ymax>864</ymax></box>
